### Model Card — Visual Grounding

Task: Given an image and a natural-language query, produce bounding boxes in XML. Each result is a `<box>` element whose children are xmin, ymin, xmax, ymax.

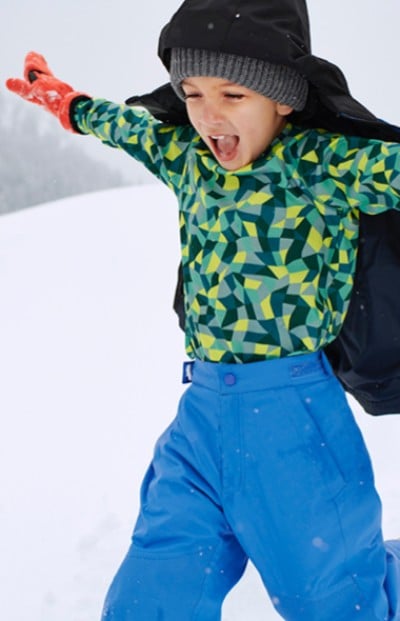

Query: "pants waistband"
<box><xmin>183</xmin><ymin>351</ymin><xmax>333</xmax><ymax>394</ymax></box>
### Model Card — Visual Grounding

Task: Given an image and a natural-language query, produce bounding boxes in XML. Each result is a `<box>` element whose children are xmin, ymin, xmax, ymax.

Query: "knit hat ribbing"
<box><xmin>169</xmin><ymin>48</ymin><xmax>308</xmax><ymax>111</ymax></box>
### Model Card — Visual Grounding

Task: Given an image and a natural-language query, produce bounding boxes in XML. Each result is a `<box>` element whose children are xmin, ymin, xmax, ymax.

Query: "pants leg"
<box><xmin>102</xmin><ymin>352</ymin><xmax>400</xmax><ymax>621</ymax></box>
<box><xmin>101</xmin><ymin>382</ymin><xmax>248</xmax><ymax>620</ymax></box>
<box><xmin>212</xmin><ymin>353</ymin><xmax>400</xmax><ymax>621</ymax></box>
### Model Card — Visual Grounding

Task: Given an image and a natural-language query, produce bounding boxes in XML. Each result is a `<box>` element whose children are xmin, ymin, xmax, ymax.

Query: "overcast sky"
<box><xmin>2</xmin><ymin>0</ymin><xmax>400</xmax><ymax>179</ymax></box>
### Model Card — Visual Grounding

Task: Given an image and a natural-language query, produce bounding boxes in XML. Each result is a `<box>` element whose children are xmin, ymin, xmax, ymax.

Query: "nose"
<box><xmin>199</xmin><ymin>101</ymin><xmax>224</xmax><ymax>127</ymax></box>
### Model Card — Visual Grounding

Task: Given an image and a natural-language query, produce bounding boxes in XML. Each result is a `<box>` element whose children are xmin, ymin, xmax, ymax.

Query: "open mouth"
<box><xmin>209</xmin><ymin>134</ymin><xmax>240</xmax><ymax>162</ymax></box>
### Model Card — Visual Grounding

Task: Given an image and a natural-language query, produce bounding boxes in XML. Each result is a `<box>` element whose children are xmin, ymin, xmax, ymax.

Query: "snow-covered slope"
<box><xmin>1</xmin><ymin>185</ymin><xmax>399</xmax><ymax>621</ymax></box>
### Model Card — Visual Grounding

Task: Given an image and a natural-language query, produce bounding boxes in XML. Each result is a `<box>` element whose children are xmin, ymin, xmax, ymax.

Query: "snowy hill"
<box><xmin>1</xmin><ymin>185</ymin><xmax>399</xmax><ymax>621</ymax></box>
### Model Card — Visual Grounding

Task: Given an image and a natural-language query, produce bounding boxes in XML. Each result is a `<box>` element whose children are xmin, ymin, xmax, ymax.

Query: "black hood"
<box><xmin>158</xmin><ymin>0</ymin><xmax>312</xmax><ymax>69</ymax></box>
<box><xmin>127</xmin><ymin>0</ymin><xmax>400</xmax><ymax>142</ymax></box>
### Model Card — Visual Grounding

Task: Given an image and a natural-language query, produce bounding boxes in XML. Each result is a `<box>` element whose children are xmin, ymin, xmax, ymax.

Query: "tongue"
<box><xmin>216</xmin><ymin>135</ymin><xmax>239</xmax><ymax>156</ymax></box>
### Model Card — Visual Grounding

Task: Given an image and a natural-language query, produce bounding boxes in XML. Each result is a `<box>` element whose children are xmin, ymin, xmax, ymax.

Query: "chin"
<box><xmin>218</xmin><ymin>157</ymin><xmax>251</xmax><ymax>171</ymax></box>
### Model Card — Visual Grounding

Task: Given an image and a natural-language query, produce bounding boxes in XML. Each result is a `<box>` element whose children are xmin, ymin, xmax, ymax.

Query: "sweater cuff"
<box><xmin>59</xmin><ymin>93</ymin><xmax>92</xmax><ymax>133</ymax></box>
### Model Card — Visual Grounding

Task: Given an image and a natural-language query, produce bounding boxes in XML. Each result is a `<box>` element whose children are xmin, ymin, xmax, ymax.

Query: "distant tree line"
<box><xmin>0</xmin><ymin>92</ymin><xmax>128</xmax><ymax>215</ymax></box>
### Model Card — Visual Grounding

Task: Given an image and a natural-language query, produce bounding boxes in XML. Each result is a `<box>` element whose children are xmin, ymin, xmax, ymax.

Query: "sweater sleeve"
<box><xmin>317</xmin><ymin>133</ymin><xmax>400</xmax><ymax>214</ymax></box>
<box><xmin>72</xmin><ymin>97</ymin><xmax>194</xmax><ymax>191</ymax></box>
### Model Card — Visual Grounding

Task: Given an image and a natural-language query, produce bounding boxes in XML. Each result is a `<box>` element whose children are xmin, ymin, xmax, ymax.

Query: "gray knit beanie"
<box><xmin>170</xmin><ymin>48</ymin><xmax>308</xmax><ymax>111</ymax></box>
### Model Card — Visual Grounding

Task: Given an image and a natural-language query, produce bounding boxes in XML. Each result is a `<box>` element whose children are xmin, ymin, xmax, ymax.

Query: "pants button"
<box><xmin>224</xmin><ymin>373</ymin><xmax>236</xmax><ymax>386</ymax></box>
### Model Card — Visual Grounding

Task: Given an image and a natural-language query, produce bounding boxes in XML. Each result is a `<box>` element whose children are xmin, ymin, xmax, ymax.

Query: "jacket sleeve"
<box><xmin>72</xmin><ymin>97</ymin><xmax>193</xmax><ymax>191</ymax></box>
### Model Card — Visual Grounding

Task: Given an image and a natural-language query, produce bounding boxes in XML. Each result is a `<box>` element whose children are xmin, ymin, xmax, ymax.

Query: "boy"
<box><xmin>6</xmin><ymin>0</ymin><xmax>400</xmax><ymax>619</ymax></box>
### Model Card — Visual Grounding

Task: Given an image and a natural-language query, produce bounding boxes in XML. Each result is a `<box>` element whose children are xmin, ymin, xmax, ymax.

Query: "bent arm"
<box><xmin>327</xmin><ymin>134</ymin><xmax>400</xmax><ymax>214</ymax></box>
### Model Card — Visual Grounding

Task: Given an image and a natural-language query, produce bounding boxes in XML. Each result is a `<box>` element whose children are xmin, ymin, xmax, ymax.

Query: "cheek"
<box><xmin>241</xmin><ymin>111</ymin><xmax>269</xmax><ymax>137</ymax></box>
<box><xmin>246</xmin><ymin>124</ymin><xmax>271</xmax><ymax>150</ymax></box>
<box><xmin>185</xmin><ymin>107</ymin><xmax>200</xmax><ymax>131</ymax></box>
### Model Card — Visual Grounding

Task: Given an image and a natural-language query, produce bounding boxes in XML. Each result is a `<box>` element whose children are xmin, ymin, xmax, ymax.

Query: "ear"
<box><xmin>276</xmin><ymin>102</ymin><xmax>294</xmax><ymax>117</ymax></box>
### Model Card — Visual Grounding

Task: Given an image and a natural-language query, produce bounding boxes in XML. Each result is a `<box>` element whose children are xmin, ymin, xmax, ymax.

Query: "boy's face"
<box><xmin>181</xmin><ymin>76</ymin><xmax>293</xmax><ymax>170</ymax></box>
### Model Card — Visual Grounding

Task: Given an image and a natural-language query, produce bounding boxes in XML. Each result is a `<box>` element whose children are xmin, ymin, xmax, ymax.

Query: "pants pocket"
<box><xmin>292</xmin><ymin>376</ymin><xmax>374</xmax><ymax>493</ymax></box>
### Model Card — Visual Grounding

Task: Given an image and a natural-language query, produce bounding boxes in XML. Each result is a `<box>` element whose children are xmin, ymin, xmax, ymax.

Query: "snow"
<box><xmin>1</xmin><ymin>184</ymin><xmax>399</xmax><ymax>621</ymax></box>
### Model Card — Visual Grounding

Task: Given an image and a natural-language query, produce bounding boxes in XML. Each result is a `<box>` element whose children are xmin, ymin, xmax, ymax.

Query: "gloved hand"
<box><xmin>6</xmin><ymin>52</ymin><xmax>89</xmax><ymax>132</ymax></box>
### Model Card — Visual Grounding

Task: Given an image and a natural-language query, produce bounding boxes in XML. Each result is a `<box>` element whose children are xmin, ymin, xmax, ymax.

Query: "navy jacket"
<box><xmin>127</xmin><ymin>0</ymin><xmax>400</xmax><ymax>415</ymax></box>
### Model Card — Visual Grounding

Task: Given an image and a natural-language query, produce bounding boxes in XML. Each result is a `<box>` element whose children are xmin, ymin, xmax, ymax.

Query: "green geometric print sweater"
<box><xmin>74</xmin><ymin>99</ymin><xmax>400</xmax><ymax>363</ymax></box>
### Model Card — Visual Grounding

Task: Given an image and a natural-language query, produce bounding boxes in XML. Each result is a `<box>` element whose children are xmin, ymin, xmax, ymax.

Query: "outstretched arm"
<box><xmin>6</xmin><ymin>52</ymin><xmax>194</xmax><ymax>190</ymax></box>
<box><xmin>6</xmin><ymin>51</ymin><xmax>90</xmax><ymax>132</ymax></box>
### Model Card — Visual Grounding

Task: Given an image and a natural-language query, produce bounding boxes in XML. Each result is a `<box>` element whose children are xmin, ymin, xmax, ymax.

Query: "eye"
<box><xmin>224</xmin><ymin>92</ymin><xmax>245</xmax><ymax>100</ymax></box>
<box><xmin>182</xmin><ymin>92</ymin><xmax>201</xmax><ymax>100</ymax></box>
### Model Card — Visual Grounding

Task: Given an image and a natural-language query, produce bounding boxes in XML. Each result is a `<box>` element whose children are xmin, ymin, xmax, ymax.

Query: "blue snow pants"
<box><xmin>101</xmin><ymin>351</ymin><xmax>400</xmax><ymax>620</ymax></box>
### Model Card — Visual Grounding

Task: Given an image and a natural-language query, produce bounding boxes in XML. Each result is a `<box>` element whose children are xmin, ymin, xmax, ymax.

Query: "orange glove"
<box><xmin>6</xmin><ymin>52</ymin><xmax>90</xmax><ymax>132</ymax></box>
